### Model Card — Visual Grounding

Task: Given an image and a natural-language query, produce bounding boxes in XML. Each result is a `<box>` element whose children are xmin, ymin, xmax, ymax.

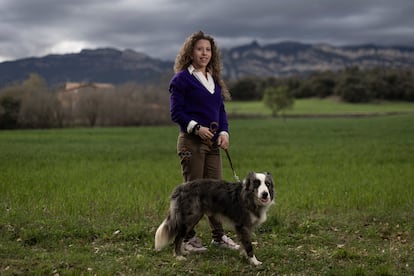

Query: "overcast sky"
<box><xmin>1</xmin><ymin>0</ymin><xmax>413</xmax><ymax>62</ymax></box>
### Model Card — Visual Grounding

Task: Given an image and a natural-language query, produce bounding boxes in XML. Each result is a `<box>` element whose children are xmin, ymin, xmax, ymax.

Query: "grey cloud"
<box><xmin>0</xmin><ymin>0</ymin><xmax>413</xmax><ymax>62</ymax></box>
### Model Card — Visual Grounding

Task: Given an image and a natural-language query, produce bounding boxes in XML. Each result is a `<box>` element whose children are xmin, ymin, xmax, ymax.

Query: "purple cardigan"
<box><xmin>169</xmin><ymin>69</ymin><xmax>229</xmax><ymax>139</ymax></box>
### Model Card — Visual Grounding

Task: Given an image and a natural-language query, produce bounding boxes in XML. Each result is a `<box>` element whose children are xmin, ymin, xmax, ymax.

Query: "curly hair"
<box><xmin>173</xmin><ymin>31</ymin><xmax>231</xmax><ymax>100</ymax></box>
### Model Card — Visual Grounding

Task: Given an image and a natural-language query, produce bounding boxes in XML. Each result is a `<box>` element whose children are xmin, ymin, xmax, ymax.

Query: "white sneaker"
<box><xmin>211</xmin><ymin>235</ymin><xmax>240</xmax><ymax>250</ymax></box>
<box><xmin>183</xmin><ymin>237</ymin><xmax>208</xmax><ymax>253</ymax></box>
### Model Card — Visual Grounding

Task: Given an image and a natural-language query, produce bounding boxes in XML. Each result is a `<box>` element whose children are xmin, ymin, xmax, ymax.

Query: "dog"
<box><xmin>154</xmin><ymin>172</ymin><xmax>275</xmax><ymax>266</ymax></box>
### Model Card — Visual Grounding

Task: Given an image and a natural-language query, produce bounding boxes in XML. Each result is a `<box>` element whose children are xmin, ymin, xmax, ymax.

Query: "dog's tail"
<box><xmin>154</xmin><ymin>199</ymin><xmax>179</xmax><ymax>251</ymax></box>
<box><xmin>154</xmin><ymin>219</ymin><xmax>172</xmax><ymax>250</ymax></box>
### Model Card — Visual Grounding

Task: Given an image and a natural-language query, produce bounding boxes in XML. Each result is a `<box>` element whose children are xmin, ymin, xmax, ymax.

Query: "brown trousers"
<box><xmin>177</xmin><ymin>132</ymin><xmax>224</xmax><ymax>241</ymax></box>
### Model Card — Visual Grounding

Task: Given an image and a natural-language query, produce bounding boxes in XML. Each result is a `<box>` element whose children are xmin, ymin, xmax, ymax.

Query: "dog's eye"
<box><xmin>253</xmin><ymin>179</ymin><xmax>260</xmax><ymax>188</ymax></box>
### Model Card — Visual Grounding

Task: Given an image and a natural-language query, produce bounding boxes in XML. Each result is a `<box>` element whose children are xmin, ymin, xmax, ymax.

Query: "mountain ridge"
<box><xmin>1</xmin><ymin>41</ymin><xmax>413</xmax><ymax>87</ymax></box>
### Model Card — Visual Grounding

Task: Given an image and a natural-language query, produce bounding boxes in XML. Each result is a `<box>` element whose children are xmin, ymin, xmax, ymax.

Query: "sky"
<box><xmin>1</xmin><ymin>0</ymin><xmax>414</xmax><ymax>62</ymax></box>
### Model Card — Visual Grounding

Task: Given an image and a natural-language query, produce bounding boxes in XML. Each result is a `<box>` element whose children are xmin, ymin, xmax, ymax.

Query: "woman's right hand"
<box><xmin>198</xmin><ymin>126</ymin><xmax>214</xmax><ymax>140</ymax></box>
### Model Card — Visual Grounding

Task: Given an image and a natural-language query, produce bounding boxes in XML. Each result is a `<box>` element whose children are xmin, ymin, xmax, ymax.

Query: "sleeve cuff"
<box><xmin>187</xmin><ymin>120</ymin><xmax>198</xmax><ymax>134</ymax></box>
<box><xmin>219</xmin><ymin>131</ymin><xmax>229</xmax><ymax>137</ymax></box>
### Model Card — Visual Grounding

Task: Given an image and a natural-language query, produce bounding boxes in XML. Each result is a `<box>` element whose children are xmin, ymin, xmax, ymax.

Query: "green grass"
<box><xmin>226</xmin><ymin>98</ymin><xmax>414</xmax><ymax>116</ymax></box>
<box><xmin>1</xmin><ymin>113</ymin><xmax>413</xmax><ymax>275</ymax></box>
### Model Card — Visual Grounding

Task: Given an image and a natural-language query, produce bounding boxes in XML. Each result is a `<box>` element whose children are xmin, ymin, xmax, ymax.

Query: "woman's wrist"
<box><xmin>219</xmin><ymin>131</ymin><xmax>229</xmax><ymax>138</ymax></box>
<box><xmin>193</xmin><ymin>124</ymin><xmax>201</xmax><ymax>135</ymax></box>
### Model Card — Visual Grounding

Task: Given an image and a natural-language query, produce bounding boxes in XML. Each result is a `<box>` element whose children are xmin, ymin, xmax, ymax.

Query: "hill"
<box><xmin>0</xmin><ymin>48</ymin><xmax>173</xmax><ymax>87</ymax></box>
<box><xmin>1</xmin><ymin>42</ymin><xmax>414</xmax><ymax>87</ymax></box>
<box><xmin>222</xmin><ymin>41</ymin><xmax>414</xmax><ymax>78</ymax></box>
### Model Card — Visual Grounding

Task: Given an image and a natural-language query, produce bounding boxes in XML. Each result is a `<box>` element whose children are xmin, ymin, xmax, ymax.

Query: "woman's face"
<box><xmin>191</xmin><ymin>39</ymin><xmax>211</xmax><ymax>71</ymax></box>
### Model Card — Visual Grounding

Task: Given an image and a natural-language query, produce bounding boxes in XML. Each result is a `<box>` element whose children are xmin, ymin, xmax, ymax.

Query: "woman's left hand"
<box><xmin>217</xmin><ymin>133</ymin><xmax>229</xmax><ymax>150</ymax></box>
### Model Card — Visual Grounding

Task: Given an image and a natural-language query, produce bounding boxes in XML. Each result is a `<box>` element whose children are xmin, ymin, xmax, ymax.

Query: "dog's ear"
<box><xmin>243</xmin><ymin>172</ymin><xmax>256</xmax><ymax>190</ymax></box>
<box><xmin>265</xmin><ymin>172</ymin><xmax>273</xmax><ymax>180</ymax></box>
<box><xmin>264</xmin><ymin>172</ymin><xmax>275</xmax><ymax>200</ymax></box>
<box><xmin>265</xmin><ymin>172</ymin><xmax>274</xmax><ymax>185</ymax></box>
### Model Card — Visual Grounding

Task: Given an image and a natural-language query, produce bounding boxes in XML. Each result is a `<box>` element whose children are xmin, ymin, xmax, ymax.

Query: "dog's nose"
<box><xmin>261</xmin><ymin>192</ymin><xmax>268</xmax><ymax>199</ymax></box>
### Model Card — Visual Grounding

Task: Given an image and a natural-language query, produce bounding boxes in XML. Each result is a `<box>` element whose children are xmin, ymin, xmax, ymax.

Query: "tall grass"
<box><xmin>1</xmin><ymin>114</ymin><xmax>413</xmax><ymax>275</ymax></box>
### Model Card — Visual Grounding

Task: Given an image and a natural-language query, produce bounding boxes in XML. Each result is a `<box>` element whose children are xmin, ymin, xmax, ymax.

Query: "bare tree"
<box><xmin>18</xmin><ymin>73</ymin><xmax>61</xmax><ymax>128</ymax></box>
<box><xmin>99</xmin><ymin>83</ymin><xmax>170</xmax><ymax>126</ymax></box>
<box><xmin>76</xmin><ymin>87</ymin><xmax>103</xmax><ymax>127</ymax></box>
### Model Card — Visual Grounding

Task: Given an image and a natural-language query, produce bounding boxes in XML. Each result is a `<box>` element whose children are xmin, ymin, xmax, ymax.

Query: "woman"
<box><xmin>169</xmin><ymin>31</ymin><xmax>239</xmax><ymax>252</ymax></box>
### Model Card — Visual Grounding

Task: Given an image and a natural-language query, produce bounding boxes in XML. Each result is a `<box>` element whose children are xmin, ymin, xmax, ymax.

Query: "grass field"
<box><xmin>1</xmin><ymin>101</ymin><xmax>413</xmax><ymax>275</ymax></box>
<box><xmin>226</xmin><ymin>99</ymin><xmax>414</xmax><ymax>117</ymax></box>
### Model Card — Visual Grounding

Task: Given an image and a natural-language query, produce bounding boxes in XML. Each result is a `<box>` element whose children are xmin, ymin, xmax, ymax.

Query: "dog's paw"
<box><xmin>176</xmin><ymin>244</ymin><xmax>190</xmax><ymax>256</ymax></box>
<box><xmin>249</xmin><ymin>255</ymin><xmax>262</xmax><ymax>266</ymax></box>
<box><xmin>176</xmin><ymin>255</ymin><xmax>187</xmax><ymax>261</ymax></box>
<box><xmin>174</xmin><ymin>249</ymin><xmax>189</xmax><ymax>258</ymax></box>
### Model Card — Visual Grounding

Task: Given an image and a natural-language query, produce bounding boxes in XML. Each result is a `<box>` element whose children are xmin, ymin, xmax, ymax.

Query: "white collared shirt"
<box><xmin>186</xmin><ymin>65</ymin><xmax>228</xmax><ymax>138</ymax></box>
<box><xmin>188</xmin><ymin>65</ymin><xmax>215</xmax><ymax>94</ymax></box>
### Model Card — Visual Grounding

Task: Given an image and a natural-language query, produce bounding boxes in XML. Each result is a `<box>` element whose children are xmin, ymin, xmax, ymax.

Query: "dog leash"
<box><xmin>224</xmin><ymin>149</ymin><xmax>240</xmax><ymax>183</ymax></box>
<box><xmin>209</xmin><ymin>122</ymin><xmax>240</xmax><ymax>182</ymax></box>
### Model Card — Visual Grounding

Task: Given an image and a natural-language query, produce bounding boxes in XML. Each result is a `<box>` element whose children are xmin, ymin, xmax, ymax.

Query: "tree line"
<box><xmin>0</xmin><ymin>74</ymin><xmax>171</xmax><ymax>129</ymax></box>
<box><xmin>1</xmin><ymin>67</ymin><xmax>413</xmax><ymax>129</ymax></box>
<box><xmin>229</xmin><ymin>67</ymin><xmax>414</xmax><ymax>102</ymax></box>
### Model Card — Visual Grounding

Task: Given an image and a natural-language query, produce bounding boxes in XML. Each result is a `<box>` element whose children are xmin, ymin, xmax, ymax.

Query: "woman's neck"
<box><xmin>192</xmin><ymin>64</ymin><xmax>207</xmax><ymax>76</ymax></box>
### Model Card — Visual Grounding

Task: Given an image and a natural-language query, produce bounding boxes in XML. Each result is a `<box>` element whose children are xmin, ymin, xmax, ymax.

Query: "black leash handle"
<box><xmin>224</xmin><ymin>149</ymin><xmax>240</xmax><ymax>182</ymax></box>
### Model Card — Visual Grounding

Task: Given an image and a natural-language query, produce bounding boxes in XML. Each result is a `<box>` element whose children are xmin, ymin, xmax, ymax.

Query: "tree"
<box><xmin>22</xmin><ymin>73</ymin><xmax>47</xmax><ymax>91</ymax></box>
<box><xmin>230</xmin><ymin>78</ymin><xmax>262</xmax><ymax>101</ymax></box>
<box><xmin>263</xmin><ymin>86</ymin><xmax>294</xmax><ymax>118</ymax></box>
<box><xmin>76</xmin><ymin>87</ymin><xmax>102</xmax><ymax>127</ymax></box>
<box><xmin>307</xmin><ymin>73</ymin><xmax>336</xmax><ymax>98</ymax></box>
<box><xmin>334</xmin><ymin>67</ymin><xmax>373</xmax><ymax>103</ymax></box>
<box><xmin>0</xmin><ymin>96</ymin><xmax>21</xmax><ymax>129</ymax></box>
<box><xmin>18</xmin><ymin>73</ymin><xmax>58</xmax><ymax>128</ymax></box>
